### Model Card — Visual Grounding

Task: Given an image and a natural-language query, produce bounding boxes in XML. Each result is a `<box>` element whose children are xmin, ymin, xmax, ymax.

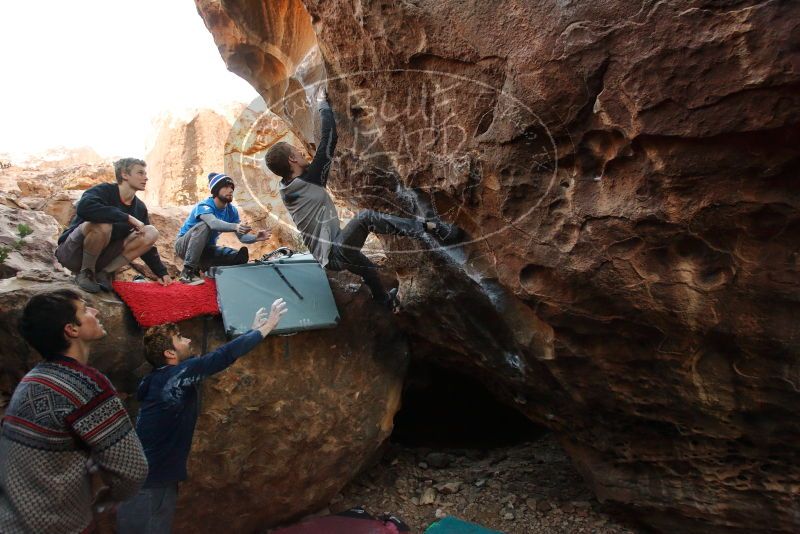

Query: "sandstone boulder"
<box><xmin>196</xmin><ymin>1</ymin><xmax>800</xmax><ymax>532</ymax></box>
<box><xmin>144</xmin><ymin>108</ymin><xmax>241</xmax><ymax>208</ymax></box>
<box><xmin>0</xmin><ymin>274</ymin><xmax>407</xmax><ymax>531</ymax></box>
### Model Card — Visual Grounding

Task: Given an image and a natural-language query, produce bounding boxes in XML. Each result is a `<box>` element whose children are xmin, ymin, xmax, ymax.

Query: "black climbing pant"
<box><xmin>326</xmin><ymin>210</ymin><xmax>425</xmax><ymax>302</ymax></box>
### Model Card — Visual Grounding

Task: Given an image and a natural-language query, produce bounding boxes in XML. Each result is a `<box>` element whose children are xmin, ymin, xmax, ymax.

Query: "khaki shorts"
<box><xmin>55</xmin><ymin>224</ymin><xmax>126</xmax><ymax>273</ymax></box>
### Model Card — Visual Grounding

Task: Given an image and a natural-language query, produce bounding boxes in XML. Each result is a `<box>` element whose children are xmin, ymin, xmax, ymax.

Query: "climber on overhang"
<box><xmin>264</xmin><ymin>89</ymin><xmax>463</xmax><ymax>311</ymax></box>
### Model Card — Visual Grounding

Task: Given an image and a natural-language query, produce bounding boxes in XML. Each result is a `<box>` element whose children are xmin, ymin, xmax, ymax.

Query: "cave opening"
<box><xmin>391</xmin><ymin>360</ymin><xmax>546</xmax><ymax>449</ymax></box>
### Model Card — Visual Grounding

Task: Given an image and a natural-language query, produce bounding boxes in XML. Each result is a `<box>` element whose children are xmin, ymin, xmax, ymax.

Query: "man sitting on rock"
<box><xmin>56</xmin><ymin>157</ymin><xmax>172</xmax><ymax>293</ymax></box>
<box><xmin>116</xmin><ymin>298</ymin><xmax>287</xmax><ymax>533</ymax></box>
<box><xmin>174</xmin><ymin>172</ymin><xmax>271</xmax><ymax>285</ymax></box>
<box><xmin>0</xmin><ymin>289</ymin><xmax>148</xmax><ymax>533</ymax></box>
<box><xmin>264</xmin><ymin>91</ymin><xmax>462</xmax><ymax>310</ymax></box>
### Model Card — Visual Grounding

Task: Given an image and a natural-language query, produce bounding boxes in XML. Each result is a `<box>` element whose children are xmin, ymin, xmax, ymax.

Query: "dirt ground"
<box><xmin>330</xmin><ymin>435</ymin><xmax>644</xmax><ymax>534</ymax></box>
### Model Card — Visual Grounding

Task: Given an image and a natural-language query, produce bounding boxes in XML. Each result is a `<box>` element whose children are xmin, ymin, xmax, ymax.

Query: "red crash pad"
<box><xmin>112</xmin><ymin>279</ymin><xmax>219</xmax><ymax>327</ymax></box>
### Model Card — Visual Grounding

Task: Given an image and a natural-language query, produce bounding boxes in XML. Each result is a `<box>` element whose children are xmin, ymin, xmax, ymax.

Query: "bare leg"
<box><xmin>80</xmin><ymin>222</ymin><xmax>112</xmax><ymax>271</ymax></box>
<box><xmin>95</xmin><ymin>227</ymin><xmax>158</xmax><ymax>292</ymax></box>
<box><xmin>120</xmin><ymin>225</ymin><xmax>160</xmax><ymax>261</ymax></box>
<box><xmin>75</xmin><ymin>222</ymin><xmax>112</xmax><ymax>293</ymax></box>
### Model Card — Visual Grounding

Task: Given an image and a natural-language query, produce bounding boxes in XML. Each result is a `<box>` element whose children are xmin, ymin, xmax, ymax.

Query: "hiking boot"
<box><xmin>178</xmin><ymin>267</ymin><xmax>205</xmax><ymax>286</ymax></box>
<box><xmin>75</xmin><ymin>269</ymin><xmax>101</xmax><ymax>293</ymax></box>
<box><xmin>427</xmin><ymin>219</ymin><xmax>463</xmax><ymax>245</ymax></box>
<box><xmin>95</xmin><ymin>271</ymin><xmax>114</xmax><ymax>292</ymax></box>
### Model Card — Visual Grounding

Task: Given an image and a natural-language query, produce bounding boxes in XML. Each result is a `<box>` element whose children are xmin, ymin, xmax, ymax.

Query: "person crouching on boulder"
<box><xmin>175</xmin><ymin>172</ymin><xmax>272</xmax><ymax>285</ymax></box>
<box><xmin>116</xmin><ymin>298</ymin><xmax>287</xmax><ymax>534</ymax></box>
<box><xmin>56</xmin><ymin>158</ymin><xmax>171</xmax><ymax>293</ymax></box>
<box><xmin>264</xmin><ymin>90</ymin><xmax>463</xmax><ymax>311</ymax></box>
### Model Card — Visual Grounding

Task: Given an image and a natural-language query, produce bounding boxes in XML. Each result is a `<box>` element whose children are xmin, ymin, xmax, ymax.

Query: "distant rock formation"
<box><xmin>144</xmin><ymin>108</ymin><xmax>241</xmax><ymax>208</ymax></box>
<box><xmin>197</xmin><ymin>1</ymin><xmax>800</xmax><ymax>532</ymax></box>
<box><xmin>0</xmin><ymin>146</ymin><xmax>104</xmax><ymax>169</ymax></box>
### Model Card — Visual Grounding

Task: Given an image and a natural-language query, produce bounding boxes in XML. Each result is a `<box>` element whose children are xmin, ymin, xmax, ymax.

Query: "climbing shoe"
<box><xmin>178</xmin><ymin>267</ymin><xmax>205</xmax><ymax>286</ymax></box>
<box><xmin>75</xmin><ymin>269</ymin><xmax>101</xmax><ymax>293</ymax></box>
<box><xmin>214</xmin><ymin>246</ymin><xmax>249</xmax><ymax>267</ymax></box>
<box><xmin>95</xmin><ymin>271</ymin><xmax>114</xmax><ymax>292</ymax></box>
<box><xmin>427</xmin><ymin>219</ymin><xmax>464</xmax><ymax>245</ymax></box>
<box><xmin>384</xmin><ymin>287</ymin><xmax>401</xmax><ymax>313</ymax></box>
<box><xmin>230</xmin><ymin>246</ymin><xmax>249</xmax><ymax>265</ymax></box>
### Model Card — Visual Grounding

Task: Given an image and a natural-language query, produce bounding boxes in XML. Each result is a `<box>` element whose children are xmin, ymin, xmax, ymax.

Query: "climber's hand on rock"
<box><xmin>316</xmin><ymin>87</ymin><xmax>330</xmax><ymax>109</ymax></box>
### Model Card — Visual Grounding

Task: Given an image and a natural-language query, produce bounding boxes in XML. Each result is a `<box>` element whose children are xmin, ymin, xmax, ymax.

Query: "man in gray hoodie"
<box><xmin>265</xmin><ymin>93</ymin><xmax>461</xmax><ymax>309</ymax></box>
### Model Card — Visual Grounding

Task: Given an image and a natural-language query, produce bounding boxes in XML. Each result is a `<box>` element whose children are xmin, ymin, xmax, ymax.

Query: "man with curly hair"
<box><xmin>117</xmin><ymin>298</ymin><xmax>287</xmax><ymax>534</ymax></box>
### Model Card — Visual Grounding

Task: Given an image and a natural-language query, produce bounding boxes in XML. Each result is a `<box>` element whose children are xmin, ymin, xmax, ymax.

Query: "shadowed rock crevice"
<box><xmin>392</xmin><ymin>360</ymin><xmax>546</xmax><ymax>449</ymax></box>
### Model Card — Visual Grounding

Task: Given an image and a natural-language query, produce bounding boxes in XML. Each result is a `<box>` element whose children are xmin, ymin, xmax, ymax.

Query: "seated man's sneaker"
<box><xmin>95</xmin><ymin>271</ymin><xmax>114</xmax><ymax>292</ymax></box>
<box><xmin>75</xmin><ymin>269</ymin><xmax>101</xmax><ymax>293</ymax></box>
<box><xmin>178</xmin><ymin>267</ymin><xmax>205</xmax><ymax>286</ymax></box>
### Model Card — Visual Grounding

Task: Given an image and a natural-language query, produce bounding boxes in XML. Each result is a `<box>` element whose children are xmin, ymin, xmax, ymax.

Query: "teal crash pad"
<box><xmin>424</xmin><ymin>516</ymin><xmax>504</xmax><ymax>534</ymax></box>
<box><xmin>213</xmin><ymin>253</ymin><xmax>339</xmax><ymax>337</ymax></box>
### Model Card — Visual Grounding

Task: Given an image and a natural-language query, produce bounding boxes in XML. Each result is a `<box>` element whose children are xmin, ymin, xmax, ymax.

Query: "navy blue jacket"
<box><xmin>134</xmin><ymin>330</ymin><xmax>262</xmax><ymax>486</ymax></box>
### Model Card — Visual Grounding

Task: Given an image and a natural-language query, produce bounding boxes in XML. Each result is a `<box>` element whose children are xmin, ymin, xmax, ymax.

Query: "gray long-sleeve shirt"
<box><xmin>198</xmin><ymin>214</ymin><xmax>256</xmax><ymax>243</ymax></box>
<box><xmin>279</xmin><ymin>102</ymin><xmax>340</xmax><ymax>266</ymax></box>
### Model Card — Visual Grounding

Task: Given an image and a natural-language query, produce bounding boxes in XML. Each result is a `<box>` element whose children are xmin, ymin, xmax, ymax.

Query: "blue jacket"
<box><xmin>134</xmin><ymin>330</ymin><xmax>262</xmax><ymax>486</ymax></box>
<box><xmin>178</xmin><ymin>197</ymin><xmax>241</xmax><ymax>246</ymax></box>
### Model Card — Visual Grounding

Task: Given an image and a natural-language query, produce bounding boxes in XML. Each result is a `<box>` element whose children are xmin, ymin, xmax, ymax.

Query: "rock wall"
<box><xmin>196</xmin><ymin>1</ymin><xmax>800</xmax><ymax>532</ymax></box>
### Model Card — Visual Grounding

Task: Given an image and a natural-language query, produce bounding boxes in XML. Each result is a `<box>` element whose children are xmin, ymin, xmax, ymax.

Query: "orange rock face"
<box><xmin>197</xmin><ymin>1</ymin><xmax>800</xmax><ymax>532</ymax></box>
<box><xmin>144</xmin><ymin>108</ymin><xmax>242</xmax><ymax>208</ymax></box>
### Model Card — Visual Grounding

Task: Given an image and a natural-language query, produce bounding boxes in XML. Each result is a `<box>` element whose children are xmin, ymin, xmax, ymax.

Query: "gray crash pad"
<box><xmin>213</xmin><ymin>253</ymin><xmax>339</xmax><ymax>337</ymax></box>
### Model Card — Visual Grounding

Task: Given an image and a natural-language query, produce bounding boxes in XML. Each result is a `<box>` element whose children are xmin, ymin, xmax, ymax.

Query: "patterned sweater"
<box><xmin>0</xmin><ymin>355</ymin><xmax>148</xmax><ymax>534</ymax></box>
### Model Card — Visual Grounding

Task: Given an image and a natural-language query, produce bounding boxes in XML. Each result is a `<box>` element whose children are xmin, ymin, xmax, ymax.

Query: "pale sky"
<box><xmin>0</xmin><ymin>1</ymin><xmax>257</xmax><ymax>158</ymax></box>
